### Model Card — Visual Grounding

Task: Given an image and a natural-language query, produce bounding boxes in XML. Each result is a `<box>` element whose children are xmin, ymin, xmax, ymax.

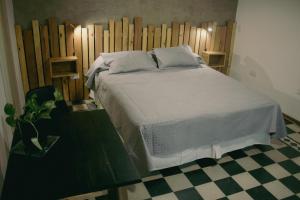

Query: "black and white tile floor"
<box><xmin>65</xmin><ymin>101</ymin><xmax>300</xmax><ymax>200</ymax></box>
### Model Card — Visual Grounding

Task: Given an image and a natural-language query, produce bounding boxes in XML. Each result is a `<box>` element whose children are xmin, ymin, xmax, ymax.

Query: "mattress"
<box><xmin>94</xmin><ymin>66</ymin><xmax>286</xmax><ymax>171</ymax></box>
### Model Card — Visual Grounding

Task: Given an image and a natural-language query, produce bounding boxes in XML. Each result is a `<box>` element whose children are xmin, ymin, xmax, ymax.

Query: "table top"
<box><xmin>1</xmin><ymin>110</ymin><xmax>140</xmax><ymax>200</ymax></box>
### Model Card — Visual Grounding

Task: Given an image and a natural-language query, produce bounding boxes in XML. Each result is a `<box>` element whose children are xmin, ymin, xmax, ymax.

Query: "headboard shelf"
<box><xmin>15</xmin><ymin>16</ymin><xmax>236</xmax><ymax>101</ymax></box>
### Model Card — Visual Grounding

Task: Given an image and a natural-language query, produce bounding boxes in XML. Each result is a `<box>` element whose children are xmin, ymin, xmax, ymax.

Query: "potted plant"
<box><xmin>4</xmin><ymin>89</ymin><xmax>63</xmax><ymax>154</ymax></box>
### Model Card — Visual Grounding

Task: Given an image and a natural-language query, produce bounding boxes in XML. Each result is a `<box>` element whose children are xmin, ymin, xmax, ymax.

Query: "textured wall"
<box><xmin>13</xmin><ymin>0</ymin><xmax>237</xmax><ymax>28</ymax></box>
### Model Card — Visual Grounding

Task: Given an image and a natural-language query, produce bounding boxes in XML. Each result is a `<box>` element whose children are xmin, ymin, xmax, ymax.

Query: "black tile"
<box><xmin>160</xmin><ymin>166</ymin><xmax>181</xmax><ymax>177</ymax></box>
<box><xmin>280</xmin><ymin>176</ymin><xmax>300</xmax><ymax>193</ymax></box>
<box><xmin>249</xmin><ymin>168</ymin><xmax>276</xmax><ymax>184</ymax></box>
<box><xmin>279</xmin><ymin>160</ymin><xmax>300</xmax><ymax>174</ymax></box>
<box><xmin>254</xmin><ymin>144</ymin><xmax>274</xmax><ymax>152</ymax></box>
<box><xmin>175</xmin><ymin>187</ymin><xmax>203</xmax><ymax>200</ymax></box>
<box><xmin>278</xmin><ymin>146</ymin><xmax>300</xmax><ymax>158</ymax></box>
<box><xmin>286</xmin><ymin>127</ymin><xmax>294</xmax><ymax>134</ymax></box>
<box><xmin>251</xmin><ymin>153</ymin><xmax>274</xmax><ymax>166</ymax></box>
<box><xmin>246</xmin><ymin>186</ymin><xmax>277</xmax><ymax>200</ymax></box>
<box><xmin>196</xmin><ymin>158</ymin><xmax>217</xmax><ymax>168</ymax></box>
<box><xmin>185</xmin><ymin>169</ymin><xmax>211</xmax><ymax>186</ymax></box>
<box><xmin>220</xmin><ymin>161</ymin><xmax>245</xmax><ymax>176</ymax></box>
<box><xmin>281</xmin><ymin>195</ymin><xmax>300</xmax><ymax>200</ymax></box>
<box><xmin>215</xmin><ymin>177</ymin><xmax>243</xmax><ymax>196</ymax></box>
<box><xmin>144</xmin><ymin>178</ymin><xmax>172</xmax><ymax>197</ymax></box>
<box><xmin>227</xmin><ymin>149</ymin><xmax>247</xmax><ymax>159</ymax></box>
<box><xmin>217</xmin><ymin>198</ymin><xmax>229</xmax><ymax>200</ymax></box>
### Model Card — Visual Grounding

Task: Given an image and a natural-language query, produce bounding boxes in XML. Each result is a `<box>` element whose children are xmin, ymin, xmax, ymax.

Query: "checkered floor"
<box><xmin>68</xmin><ymin>102</ymin><xmax>300</xmax><ymax>200</ymax></box>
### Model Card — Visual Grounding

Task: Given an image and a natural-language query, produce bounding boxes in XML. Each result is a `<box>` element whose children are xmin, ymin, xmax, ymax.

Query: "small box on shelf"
<box><xmin>49</xmin><ymin>56</ymin><xmax>79</xmax><ymax>79</ymax></box>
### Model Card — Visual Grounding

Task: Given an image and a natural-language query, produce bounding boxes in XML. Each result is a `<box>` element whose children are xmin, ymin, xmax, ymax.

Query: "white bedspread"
<box><xmin>94</xmin><ymin>66</ymin><xmax>286</xmax><ymax>171</ymax></box>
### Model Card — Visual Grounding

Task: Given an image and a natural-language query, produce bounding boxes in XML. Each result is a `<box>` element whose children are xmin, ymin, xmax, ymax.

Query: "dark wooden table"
<box><xmin>1</xmin><ymin>110</ymin><xmax>140</xmax><ymax>200</ymax></box>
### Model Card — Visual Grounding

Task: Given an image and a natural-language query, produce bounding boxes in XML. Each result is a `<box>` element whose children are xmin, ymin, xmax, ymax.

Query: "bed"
<box><xmin>92</xmin><ymin>65</ymin><xmax>286</xmax><ymax>171</ymax></box>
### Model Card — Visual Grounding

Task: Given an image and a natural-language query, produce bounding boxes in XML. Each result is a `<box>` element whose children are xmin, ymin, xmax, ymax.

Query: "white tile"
<box><xmin>264</xmin><ymin>150</ymin><xmax>288</xmax><ymax>163</ymax></box>
<box><xmin>152</xmin><ymin>193</ymin><xmax>178</xmax><ymax>200</ymax></box>
<box><xmin>287</xmin><ymin>124</ymin><xmax>300</xmax><ymax>132</ymax></box>
<box><xmin>232</xmin><ymin>172</ymin><xmax>260</xmax><ymax>190</ymax></box>
<box><xmin>289</xmin><ymin>133</ymin><xmax>300</xmax><ymax>143</ymax></box>
<box><xmin>180</xmin><ymin>164</ymin><xmax>201</xmax><ymax>173</ymax></box>
<box><xmin>292</xmin><ymin>156</ymin><xmax>300</xmax><ymax>166</ymax></box>
<box><xmin>265</xmin><ymin>164</ymin><xmax>290</xmax><ymax>179</ymax></box>
<box><xmin>165</xmin><ymin>174</ymin><xmax>193</xmax><ymax>192</ymax></box>
<box><xmin>195</xmin><ymin>182</ymin><xmax>225</xmax><ymax>200</ymax></box>
<box><xmin>271</xmin><ymin>139</ymin><xmax>287</xmax><ymax>149</ymax></box>
<box><xmin>236</xmin><ymin>157</ymin><xmax>260</xmax><ymax>171</ymax></box>
<box><xmin>227</xmin><ymin>191</ymin><xmax>253</xmax><ymax>200</ymax></box>
<box><xmin>203</xmin><ymin>165</ymin><xmax>229</xmax><ymax>181</ymax></box>
<box><xmin>264</xmin><ymin>180</ymin><xmax>293</xmax><ymax>199</ymax></box>
<box><xmin>120</xmin><ymin>183</ymin><xmax>150</xmax><ymax>200</ymax></box>
<box><xmin>218</xmin><ymin>155</ymin><xmax>233</xmax><ymax>164</ymax></box>
<box><xmin>142</xmin><ymin>174</ymin><xmax>163</xmax><ymax>182</ymax></box>
<box><xmin>245</xmin><ymin>148</ymin><xmax>261</xmax><ymax>156</ymax></box>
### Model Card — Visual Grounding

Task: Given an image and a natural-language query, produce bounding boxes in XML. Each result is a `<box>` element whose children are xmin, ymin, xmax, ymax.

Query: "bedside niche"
<box><xmin>49</xmin><ymin>56</ymin><xmax>79</xmax><ymax>79</ymax></box>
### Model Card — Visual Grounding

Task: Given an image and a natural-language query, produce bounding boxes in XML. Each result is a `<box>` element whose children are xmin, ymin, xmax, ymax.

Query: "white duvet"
<box><xmin>94</xmin><ymin>66</ymin><xmax>286</xmax><ymax>171</ymax></box>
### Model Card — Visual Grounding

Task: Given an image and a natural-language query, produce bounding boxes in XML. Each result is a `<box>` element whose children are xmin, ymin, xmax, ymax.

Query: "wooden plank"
<box><xmin>213</xmin><ymin>26</ymin><xmax>222</xmax><ymax>51</ymax></box>
<box><xmin>189</xmin><ymin>26</ymin><xmax>196</xmax><ymax>52</ymax></box>
<box><xmin>88</xmin><ymin>25</ymin><xmax>95</xmax><ymax>64</ymax></box>
<box><xmin>183</xmin><ymin>22</ymin><xmax>191</xmax><ymax>45</ymax></box>
<box><xmin>219</xmin><ymin>26</ymin><xmax>227</xmax><ymax>52</ymax></box>
<box><xmin>147</xmin><ymin>25</ymin><xmax>154</xmax><ymax>51</ymax></box>
<box><xmin>224</xmin><ymin>21</ymin><xmax>236</xmax><ymax>74</ymax></box>
<box><xmin>122</xmin><ymin>17</ymin><xmax>129</xmax><ymax>51</ymax></box>
<box><xmin>154</xmin><ymin>27</ymin><xmax>161</xmax><ymax>48</ymax></box>
<box><xmin>74</xmin><ymin>26</ymin><xmax>83</xmax><ymax>100</ymax></box>
<box><xmin>103</xmin><ymin>30</ymin><xmax>109</xmax><ymax>53</ymax></box>
<box><xmin>171</xmin><ymin>22</ymin><xmax>179</xmax><ymax>47</ymax></box>
<box><xmin>194</xmin><ymin>28</ymin><xmax>201</xmax><ymax>54</ymax></box>
<box><xmin>133</xmin><ymin>17</ymin><xmax>142</xmax><ymax>50</ymax></box>
<box><xmin>178</xmin><ymin>24</ymin><xmax>184</xmax><ymax>45</ymax></box>
<box><xmin>199</xmin><ymin>28</ymin><xmax>207</xmax><ymax>54</ymax></box>
<box><xmin>32</xmin><ymin>20</ymin><xmax>45</xmax><ymax>86</ymax></box>
<box><xmin>202</xmin><ymin>22</ymin><xmax>210</xmax><ymax>51</ymax></box>
<box><xmin>48</xmin><ymin>17</ymin><xmax>60</xmax><ymax>57</ymax></box>
<box><xmin>109</xmin><ymin>19</ymin><xmax>115</xmax><ymax>52</ymax></box>
<box><xmin>40</xmin><ymin>25</ymin><xmax>52</xmax><ymax>86</ymax></box>
<box><xmin>58</xmin><ymin>25</ymin><xmax>66</xmax><ymax>57</ymax></box>
<box><xmin>65</xmin><ymin>20</ymin><xmax>76</xmax><ymax>100</ymax></box>
<box><xmin>23</xmin><ymin>30</ymin><xmax>38</xmax><ymax>89</ymax></box>
<box><xmin>114</xmin><ymin>21</ymin><xmax>122</xmax><ymax>52</ymax></box>
<box><xmin>128</xmin><ymin>24</ymin><xmax>134</xmax><ymax>50</ymax></box>
<box><xmin>82</xmin><ymin>28</ymin><xmax>89</xmax><ymax>99</ymax></box>
<box><xmin>62</xmin><ymin>78</ymin><xmax>69</xmax><ymax>100</ymax></box>
<box><xmin>95</xmin><ymin>25</ymin><xmax>103</xmax><ymax>57</ymax></box>
<box><xmin>142</xmin><ymin>27</ymin><xmax>147</xmax><ymax>52</ymax></box>
<box><xmin>161</xmin><ymin>24</ymin><xmax>167</xmax><ymax>48</ymax></box>
<box><xmin>15</xmin><ymin>25</ymin><xmax>29</xmax><ymax>93</ymax></box>
<box><xmin>166</xmin><ymin>28</ymin><xmax>172</xmax><ymax>48</ymax></box>
<box><xmin>209</xmin><ymin>21</ymin><xmax>217</xmax><ymax>51</ymax></box>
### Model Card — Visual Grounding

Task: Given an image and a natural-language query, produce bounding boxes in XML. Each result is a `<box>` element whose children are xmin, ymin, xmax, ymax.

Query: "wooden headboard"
<box><xmin>15</xmin><ymin>16</ymin><xmax>236</xmax><ymax>101</ymax></box>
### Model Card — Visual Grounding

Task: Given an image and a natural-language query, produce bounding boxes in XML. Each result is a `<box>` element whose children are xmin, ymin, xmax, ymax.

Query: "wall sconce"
<box><xmin>207</xmin><ymin>27</ymin><xmax>213</xmax><ymax>32</ymax></box>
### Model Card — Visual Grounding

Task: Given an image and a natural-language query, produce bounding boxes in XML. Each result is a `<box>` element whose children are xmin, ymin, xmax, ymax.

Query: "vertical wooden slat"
<box><xmin>32</xmin><ymin>20</ymin><xmax>45</xmax><ymax>86</ymax></box>
<box><xmin>142</xmin><ymin>27</ymin><xmax>147</xmax><ymax>52</ymax></box>
<box><xmin>15</xmin><ymin>25</ymin><xmax>30</xmax><ymax>93</ymax></box>
<box><xmin>202</xmin><ymin>22</ymin><xmax>210</xmax><ymax>51</ymax></box>
<box><xmin>183</xmin><ymin>22</ymin><xmax>191</xmax><ymax>45</ymax></box>
<box><xmin>88</xmin><ymin>25</ymin><xmax>95</xmax><ymax>63</ymax></box>
<box><xmin>194</xmin><ymin>28</ymin><xmax>201</xmax><ymax>54</ymax></box>
<box><xmin>58</xmin><ymin>25</ymin><xmax>66</xmax><ymax>57</ymax></box>
<box><xmin>189</xmin><ymin>26</ymin><xmax>196</xmax><ymax>51</ymax></box>
<box><xmin>109</xmin><ymin>19</ymin><xmax>115</xmax><ymax>52</ymax></box>
<box><xmin>166</xmin><ymin>28</ymin><xmax>172</xmax><ymax>48</ymax></box>
<box><xmin>178</xmin><ymin>24</ymin><xmax>184</xmax><ymax>45</ymax></box>
<box><xmin>48</xmin><ymin>17</ymin><xmax>60</xmax><ymax>57</ymax></box>
<box><xmin>65</xmin><ymin>20</ymin><xmax>76</xmax><ymax>100</ymax></box>
<box><xmin>122</xmin><ymin>17</ymin><xmax>129</xmax><ymax>51</ymax></box>
<box><xmin>154</xmin><ymin>27</ymin><xmax>161</xmax><ymax>48</ymax></box>
<box><xmin>114</xmin><ymin>21</ymin><xmax>122</xmax><ymax>52</ymax></box>
<box><xmin>95</xmin><ymin>25</ymin><xmax>103</xmax><ymax>57</ymax></box>
<box><xmin>134</xmin><ymin>17</ymin><xmax>142</xmax><ymax>50</ymax></box>
<box><xmin>161</xmin><ymin>24</ymin><xmax>167</xmax><ymax>48</ymax></box>
<box><xmin>219</xmin><ymin>26</ymin><xmax>227</xmax><ymax>52</ymax></box>
<box><xmin>209</xmin><ymin>21</ymin><xmax>218</xmax><ymax>51</ymax></box>
<box><xmin>128</xmin><ymin>24</ymin><xmax>134</xmax><ymax>50</ymax></box>
<box><xmin>147</xmin><ymin>25</ymin><xmax>154</xmax><ymax>51</ymax></box>
<box><xmin>199</xmin><ymin>28</ymin><xmax>207</xmax><ymax>54</ymax></box>
<box><xmin>224</xmin><ymin>21</ymin><xmax>236</xmax><ymax>74</ymax></box>
<box><xmin>82</xmin><ymin>28</ymin><xmax>89</xmax><ymax>99</ymax></box>
<box><xmin>23</xmin><ymin>30</ymin><xmax>38</xmax><ymax>89</ymax></box>
<box><xmin>171</xmin><ymin>22</ymin><xmax>179</xmax><ymax>47</ymax></box>
<box><xmin>103</xmin><ymin>30</ymin><xmax>109</xmax><ymax>53</ymax></box>
<box><xmin>74</xmin><ymin>26</ymin><xmax>83</xmax><ymax>99</ymax></box>
<box><xmin>40</xmin><ymin>25</ymin><xmax>52</xmax><ymax>86</ymax></box>
<box><xmin>213</xmin><ymin>26</ymin><xmax>222</xmax><ymax>51</ymax></box>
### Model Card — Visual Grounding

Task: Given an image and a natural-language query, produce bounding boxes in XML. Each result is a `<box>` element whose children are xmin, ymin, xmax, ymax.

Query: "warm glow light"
<box><xmin>207</xmin><ymin>27</ymin><xmax>213</xmax><ymax>32</ymax></box>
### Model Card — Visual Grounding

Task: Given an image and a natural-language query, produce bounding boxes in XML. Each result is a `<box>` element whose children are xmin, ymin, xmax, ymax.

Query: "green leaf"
<box><xmin>6</xmin><ymin>116</ymin><xmax>16</xmax><ymax>127</ymax></box>
<box><xmin>54</xmin><ymin>89</ymin><xmax>63</xmax><ymax>101</ymax></box>
<box><xmin>4</xmin><ymin>103</ymin><xmax>15</xmax><ymax>116</ymax></box>
<box><xmin>43</xmin><ymin>100</ymin><xmax>56</xmax><ymax>110</ymax></box>
<box><xmin>39</xmin><ymin>112</ymin><xmax>52</xmax><ymax>119</ymax></box>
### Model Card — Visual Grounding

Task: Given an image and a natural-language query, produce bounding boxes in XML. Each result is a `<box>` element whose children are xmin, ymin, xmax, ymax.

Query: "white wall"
<box><xmin>230</xmin><ymin>0</ymin><xmax>300</xmax><ymax>121</ymax></box>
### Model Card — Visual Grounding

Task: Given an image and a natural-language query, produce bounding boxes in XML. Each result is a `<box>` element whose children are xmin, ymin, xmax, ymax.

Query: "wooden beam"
<box><xmin>103</xmin><ymin>30</ymin><xmax>109</xmax><ymax>53</ymax></box>
<box><xmin>109</xmin><ymin>19</ymin><xmax>115</xmax><ymax>52</ymax></box>
<box><xmin>88</xmin><ymin>24</ymin><xmax>95</xmax><ymax>64</ymax></box>
<box><xmin>147</xmin><ymin>25</ymin><xmax>154</xmax><ymax>51</ymax></box>
<box><xmin>133</xmin><ymin>17</ymin><xmax>142</xmax><ymax>50</ymax></box>
<box><xmin>166</xmin><ymin>28</ymin><xmax>172</xmax><ymax>48</ymax></box>
<box><xmin>95</xmin><ymin>25</ymin><xmax>103</xmax><ymax>57</ymax></box>
<box><xmin>178</xmin><ymin>24</ymin><xmax>184</xmax><ymax>45</ymax></box>
<box><xmin>183</xmin><ymin>22</ymin><xmax>191</xmax><ymax>45</ymax></box>
<box><xmin>128</xmin><ymin>24</ymin><xmax>134</xmax><ymax>50</ymax></box>
<box><xmin>74</xmin><ymin>26</ymin><xmax>83</xmax><ymax>99</ymax></box>
<box><xmin>171</xmin><ymin>22</ymin><xmax>179</xmax><ymax>47</ymax></box>
<box><xmin>40</xmin><ymin>25</ymin><xmax>52</xmax><ymax>86</ymax></box>
<box><xmin>82</xmin><ymin>28</ymin><xmax>89</xmax><ymax>99</ymax></box>
<box><xmin>161</xmin><ymin>24</ymin><xmax>167</xmax><ymax>48</ymax></box>
<box><xmin>114</xmin><ymin>21</ymin><xmax>122</xmax><ymax>52</ymax></box>
<box><xmin>142</xmin><ymin>27</ymin><xmax>147</xmax><ymax>52</ymax></box>
<box><xmin>48</xmin><ymin>17</ymin><xmax>60</xmax><ymax>57</ymax></box>
<box><xmin>122</xmin><ymin>17</ymin><xmax>129</xmax><ymax>51</ymax></box>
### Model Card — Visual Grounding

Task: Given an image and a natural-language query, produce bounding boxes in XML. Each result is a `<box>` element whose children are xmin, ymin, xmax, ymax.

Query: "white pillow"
<box><xmin>101</xmin><ymin>51</ymin><xmax>135</xmax><ymax>65</ymax></box>
<box><xmin>153</xmin><ymin>45</ymin><xmax>199</xmax><ymax>68</ymax></box>
<box><xmin>108</xmin><ymin>51</ymin><xmax>157</xmax><ymax>74</ymax></box>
